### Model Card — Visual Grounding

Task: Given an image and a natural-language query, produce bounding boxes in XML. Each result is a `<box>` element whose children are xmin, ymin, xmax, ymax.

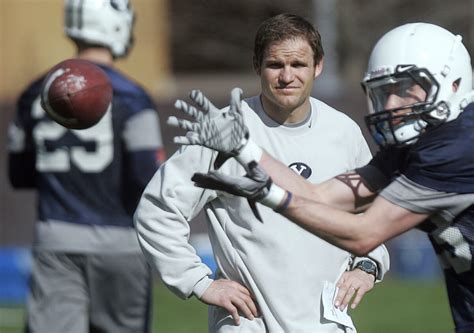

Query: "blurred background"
<box><xmin>1</xmin><ymin>0</ymin><xmax>473</xmax><ymax>332</ymax></box>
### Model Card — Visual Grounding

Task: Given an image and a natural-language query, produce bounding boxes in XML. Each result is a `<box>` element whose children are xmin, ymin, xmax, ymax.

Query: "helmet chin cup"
<box><xmin>413</xmin><ymin>118</ymin><xmax>427</xmax><ymax>132</ymax></box>
<box><xmin>365</xmin><ymin>106</ymin><xmax>429</xmax><ymax>147</ymax></box>
<box><xmin>393</xmin><ymin>119</ymin><xmax>425</xmax><ymax>144</ymax></box>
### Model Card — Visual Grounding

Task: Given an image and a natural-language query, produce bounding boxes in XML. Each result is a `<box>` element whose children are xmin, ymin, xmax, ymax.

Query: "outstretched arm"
<box><xmin>170</xmin><ymin>88</ymin><xmax>375</xmax><ymax>211</ymax></box>
<box><xmin>192</xmin><ymin>161</ymin><xmax>427</xmax><ymax>254</ymax></box>
<box><xmin>259</xmin><ymin>151</ymin><xmax>375</xmax><ymax>212</ymax></box>
<box><xmin>282</xmin><ymin>192</ymin><xmax>428</xmax><ymax>255</ymax></box>
<box><xmin>169</xmin><ymin>89</ymin><xmax>423</xmax><ymax>253</ymax></box>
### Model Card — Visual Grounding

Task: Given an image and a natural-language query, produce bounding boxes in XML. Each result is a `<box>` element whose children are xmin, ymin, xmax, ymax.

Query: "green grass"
<box><xmin>350</xmin><ymin>278</ymin><xmax>453</xmax><ymax>333</ymax></box>
<box><xmin>152</xmin><ymin>280</ymin><xmax>208</xmax><ymax>332</ymax></box>
<box><xmin>1</xmin><ymin>278</ymin><xmax>453</xmax><ymax>333</ymax></box>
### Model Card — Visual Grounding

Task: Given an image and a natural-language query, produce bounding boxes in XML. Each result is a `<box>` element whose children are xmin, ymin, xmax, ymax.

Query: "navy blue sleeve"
<box><xmin>8</xmin><ymin>81</ymin><xmax>43</xmax><ymax>189</ymax></box>
<box><xmin>122</xmin><ymin>151</ymin><xmax>160</xmax><ymax>214</ymax></box>
<box><xmin>116</xmin><ymin>86</ymin><xmax>164</xmax><ymax>213</ymax></box>
<box><xmin>355</xmin><ymin>146</ymin><xmax>409</xmax><ymax>192</ymax></box>
<box><xmin>9</xmin><ymin>153</ymin><xmax>36</xmax><ymax>188</ymax></box>
<box><xmin>404</xmin><ymin>105</ymin><xmax>474</xmax><ymax>194</ymax></box>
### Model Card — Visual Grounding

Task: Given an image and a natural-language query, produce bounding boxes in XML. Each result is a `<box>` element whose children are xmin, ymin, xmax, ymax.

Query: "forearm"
<box><xmin>259</xmin><ymin>150</ymin><xmax>375</xmax><ymax>212</ymax></box>
<box><xmin>280</xmin><ymin>192</ymin><xmax>425</xmax><ymax>257</ymax></box>
<box><xmin>136</xmin><ymin>203</ymin><xmax>215</xmax><ymax>300</ymax></box>
<box><xmin>281</xmin><ymin>193</ymin><xmax>376</xmax><ymax>256</ymax></box>
<box><xmin>135</xmin><ymin>182</ymin><xmax>213</xmax><ymax>298</ymax></box>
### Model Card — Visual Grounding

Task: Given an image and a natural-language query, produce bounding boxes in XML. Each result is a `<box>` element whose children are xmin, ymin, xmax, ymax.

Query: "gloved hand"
<box><xmin>168</xmin><ymin>88</ymin><xmax>262</xmax><ymax>168</ymax></box>
<box><xmin>192</xmin><ymin>161</ymin><xmax>290</xmax><ymax>218</ymax></box>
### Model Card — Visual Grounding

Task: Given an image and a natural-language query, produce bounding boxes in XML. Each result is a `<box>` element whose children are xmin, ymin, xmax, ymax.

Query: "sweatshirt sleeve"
<box><xmin>353</xmin><ymin>126</ymin><xmax>373</xmax><ymax>168</ymax></box>
<box><xmin>351</xmin><ymin>244</ymin><xmax>390</xmax><ymax>282</ymax></box>
<box><xmin>134</xmin><ymin>145</ymin><xmax>217</xmax><ymax>299</ymax></box>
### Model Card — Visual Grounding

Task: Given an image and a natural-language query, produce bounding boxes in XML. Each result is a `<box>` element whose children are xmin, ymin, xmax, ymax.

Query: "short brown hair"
<box><xmin>253</xmin><ymin>13</ymin><xmax>324</xmax><ymax>71</ymax></box>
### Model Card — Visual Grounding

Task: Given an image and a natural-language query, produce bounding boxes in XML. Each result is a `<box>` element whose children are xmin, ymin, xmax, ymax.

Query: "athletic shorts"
<box><xmin>25</xmin><ymin>250</ymin><xmax>152</xmax><ymax>333</ymax></box>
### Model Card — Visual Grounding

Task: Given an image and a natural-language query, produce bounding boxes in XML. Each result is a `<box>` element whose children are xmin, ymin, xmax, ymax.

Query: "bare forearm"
<box><xmin>260</xmin><ymin>150</ymin><xmax>374</xmax><ymax>212</ymax></box>
<box><xmin>281</xmin><ymin>194</ymin><xmax>376</xmax><ymax>256</ymax></box>
<box><xmin>259</xmin><ymin>151</ymin><xmax>316</xmax><ymax>198</ymax></box>
<box><xmin>279</xmin><ymin>192</ymin><xmax>427</xmax><ymax>256</ymax></box>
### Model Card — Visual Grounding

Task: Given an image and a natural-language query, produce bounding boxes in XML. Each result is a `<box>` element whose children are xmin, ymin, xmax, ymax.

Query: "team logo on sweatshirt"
<box><xmin>288</xmin><ymin>162</ymin><xmax>312</xmax><ymax>179</ymax></box>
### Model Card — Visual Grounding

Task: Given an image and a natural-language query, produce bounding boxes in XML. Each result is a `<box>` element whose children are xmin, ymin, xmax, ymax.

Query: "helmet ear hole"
<box><xmin>453</xmin><ymin>78</ymin><xmax>461</xmax><ymax>92</ymax></box>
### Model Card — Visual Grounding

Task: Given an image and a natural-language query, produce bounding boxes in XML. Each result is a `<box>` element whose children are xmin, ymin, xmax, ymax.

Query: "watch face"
<box><xmin>358</xmin><ymin>260</ymin><xmax>377</xmax><ymax>274</ymax></box>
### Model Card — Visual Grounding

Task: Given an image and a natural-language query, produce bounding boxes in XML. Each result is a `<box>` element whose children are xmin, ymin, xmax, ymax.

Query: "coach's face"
<box><xmin>257</xmin><ymin>37</ymin><xmax>322</xmax><ymax>123</ymax></box>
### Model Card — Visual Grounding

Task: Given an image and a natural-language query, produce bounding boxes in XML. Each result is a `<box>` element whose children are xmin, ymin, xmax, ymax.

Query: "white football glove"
<box><xmin>168</xmin><ymin>88</ymin><xmax>262</xmax><ymax>168</ymax></box>
<box><xmin>192</xmin><ymin>161</ymin><xmax>290</xmax><ymax>220</ymax></box>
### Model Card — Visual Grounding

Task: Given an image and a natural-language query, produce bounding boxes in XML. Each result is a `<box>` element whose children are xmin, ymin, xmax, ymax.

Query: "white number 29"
<box><xmin>32</xmin><ymin>97</ymin><xmax>114</xmax><ymax>173</ymax></box>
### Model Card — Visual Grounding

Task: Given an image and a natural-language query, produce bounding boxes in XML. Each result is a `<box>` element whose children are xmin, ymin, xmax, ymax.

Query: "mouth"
<box><xmin>276</xmin><ymin>86</ymin><xmax>298</xmax><ymax>94</ymax></box>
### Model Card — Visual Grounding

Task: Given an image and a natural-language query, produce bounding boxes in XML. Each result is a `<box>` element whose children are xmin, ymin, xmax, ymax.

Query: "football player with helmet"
<box><xmin>169</xmin><ymin>23</ymin><xmax>474</xmax><ymax>332</ymax></box>
<box><xmin>8</xmin><ymin>0</ymin><xmax>164</xmax><ymax>331</ymax></box>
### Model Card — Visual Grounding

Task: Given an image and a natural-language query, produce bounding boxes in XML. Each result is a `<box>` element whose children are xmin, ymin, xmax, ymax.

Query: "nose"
<box><xmin>384</xmin><ymin>93</ymin><xmax>404</xmax><ymax>110</ymax></box>
<box><xmin>279</xmin><ymin>66</ymin><xmax>294</xmax><ymax>84</ymax></box>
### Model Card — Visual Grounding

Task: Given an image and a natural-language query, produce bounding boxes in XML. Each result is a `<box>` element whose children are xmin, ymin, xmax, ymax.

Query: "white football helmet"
<box><xmin>65</xmin><ymin>0</ymin><xmax>135</xmax><ymax>58</ymax></box>
<box><xmin>362</xmin><ymin>23</ymin><xmax>473</xmax><ymax>146</ymax></box>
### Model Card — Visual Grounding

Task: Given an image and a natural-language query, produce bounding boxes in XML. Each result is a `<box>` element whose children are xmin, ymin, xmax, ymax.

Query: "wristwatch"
<box><xmin>355</xmin><ymin>260</ymin><xmax>378</xmax><ymax>279</ymax></box>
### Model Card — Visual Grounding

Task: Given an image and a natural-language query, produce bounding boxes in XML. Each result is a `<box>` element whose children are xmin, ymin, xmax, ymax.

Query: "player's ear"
<box><xmin>314</xmin><ymin>58</ymin><xmax>324</xmax><ymax>79</ymax></box>
<box><xmin>452</xmin><ymin>78</ymin><xmax>460</xmax><ymax>92</ymax></box>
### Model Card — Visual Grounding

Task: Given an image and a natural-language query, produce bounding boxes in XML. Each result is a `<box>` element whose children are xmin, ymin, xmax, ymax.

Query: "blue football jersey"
<box><xmin>8</xmin><ymin>64</ymin><xmax>164</xmax><ymax>229</ymax></box>
<box><xmin>358</xmin><ymin>103</ymin><xmax>474</xmax><ymax>331</ymax></box>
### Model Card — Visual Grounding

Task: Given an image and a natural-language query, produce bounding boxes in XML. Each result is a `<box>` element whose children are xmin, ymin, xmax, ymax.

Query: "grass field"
<box><xmin>1</xmin><ymin>278</ymin><xmax>453</xmax><ymax>332</ymax></box>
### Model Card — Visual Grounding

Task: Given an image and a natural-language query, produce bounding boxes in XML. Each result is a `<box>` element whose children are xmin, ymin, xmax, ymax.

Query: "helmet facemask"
<box><xmin>362</xmin><ymin>65</ymin><xmax>446</xmax><ymax>147</ymax></box>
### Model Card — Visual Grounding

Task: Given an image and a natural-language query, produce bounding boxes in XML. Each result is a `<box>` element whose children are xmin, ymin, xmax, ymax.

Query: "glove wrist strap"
<box><xmin>275</xmin><ymin>191</ymin><xmax>293</xmax><ymax>213</ymax></box>
<box><xmin>260</xmin><ymin>183</ymin><xmax>287</xmax><ymax>210</ymax></box>
<box><xmin>236</xmin><ymin>138</ymin><xmax>263</xmax><ymax>166</ymax></box>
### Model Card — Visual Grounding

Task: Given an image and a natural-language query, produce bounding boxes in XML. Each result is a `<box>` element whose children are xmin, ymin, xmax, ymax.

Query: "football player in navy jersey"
<box><xmin>7</xmin><ymin>0</ymin><xmax>165</xmax><ymax>332</ymax></box>
<box><xmin>169</xmin><ymin>23</ymin><xmax>474</xmax><ymax>332</ymax></box>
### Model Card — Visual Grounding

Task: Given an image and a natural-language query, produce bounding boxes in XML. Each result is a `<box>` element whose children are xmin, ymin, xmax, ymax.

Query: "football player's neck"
<box><xmin>77</xmin><ymin>47</ymin><xmax>114</xmax><ymax>66</ymax></box>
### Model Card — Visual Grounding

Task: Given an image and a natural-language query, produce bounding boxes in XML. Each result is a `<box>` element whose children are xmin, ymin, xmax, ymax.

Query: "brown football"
<box><xmin>40</xmin><ymin>58</ymin><xmax>113</xmax><ymax>130</ymax></box>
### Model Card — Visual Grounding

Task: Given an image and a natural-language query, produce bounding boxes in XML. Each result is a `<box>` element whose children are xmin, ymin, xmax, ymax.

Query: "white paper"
<box><xmin>322</xmin><ymin>281</ymin><xmax>357</xmax><ymax>332</ymax></box>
